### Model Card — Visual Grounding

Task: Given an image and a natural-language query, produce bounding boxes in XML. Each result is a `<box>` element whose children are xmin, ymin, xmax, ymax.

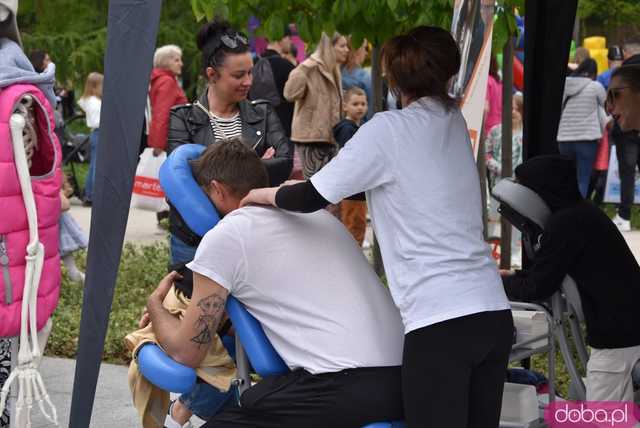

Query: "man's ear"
<box><xmin>210</xmin><ymin>179</ymin><xmax>223</xmax><ymax>198</ymax></box>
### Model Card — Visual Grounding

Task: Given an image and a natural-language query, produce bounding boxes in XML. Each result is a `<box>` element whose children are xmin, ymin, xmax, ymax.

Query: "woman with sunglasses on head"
<box><xmin>161</xmin><ymin>18</ymin><xmax>292</xmax><ymax>428</ymax></box>
<box><xmin>241</xmin><ymin>26</ymin><xmax>513</xmax><ymax>428</ymax></box>
<box><xmin>166</xmin><ymin>18</ymin><xmax>293</xmax><ymax>266</ymax></box>
<box><xmin>607</xmin><ymin>55</ymin><xmax>640</xmax><ymax>231</ymax></box>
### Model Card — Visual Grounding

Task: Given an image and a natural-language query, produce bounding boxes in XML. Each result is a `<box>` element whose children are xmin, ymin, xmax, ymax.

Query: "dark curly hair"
<box><xmin>196</xmin><ymin>17</ymin><xmax>250</xmax><ymax>71</ymax></box>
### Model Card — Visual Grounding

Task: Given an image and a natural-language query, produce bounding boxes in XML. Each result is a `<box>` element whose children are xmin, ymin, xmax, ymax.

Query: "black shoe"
<box><xmin>82</xmin><ymin>199</ymin><xmax>92</xmax><ymax>207</ymax></box>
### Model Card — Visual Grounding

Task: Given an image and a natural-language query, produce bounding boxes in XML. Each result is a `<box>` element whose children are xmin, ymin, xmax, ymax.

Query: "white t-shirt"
<box><xmin>77</xmin><ymin>96</ymin><xmax>101</xmax><ymax>129</ymax></box>
<box><xmin>311</xmin><ymin>97</ymin><xmax>510</xmax><ymax>334</ymax></box>
<box><xmin>187</xmin><ymin>206</ymin><xmax>404</xmax><ymax>374</ymax></box>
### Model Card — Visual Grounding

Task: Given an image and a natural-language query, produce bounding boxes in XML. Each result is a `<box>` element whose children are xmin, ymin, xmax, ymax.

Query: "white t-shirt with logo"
<box><xmin>187</xmin><ymin>206</ymin><xmax>404</xmax><ymax>374</ymax></box>
<box><xmin>311</xmin><ymin>97</ymin><xmax>510</xmax><ymax>334</ymax></box>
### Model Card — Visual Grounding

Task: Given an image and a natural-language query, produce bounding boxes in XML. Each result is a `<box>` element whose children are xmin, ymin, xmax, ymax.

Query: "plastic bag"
<box><xmin>131</xmin><ymin>148</ymin><xmax>169</xmax><ymax>212</ymax></box>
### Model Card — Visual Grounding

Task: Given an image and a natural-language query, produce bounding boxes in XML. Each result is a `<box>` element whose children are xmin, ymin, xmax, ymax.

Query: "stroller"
<box><xmin>58</xmin><ymin>113</ymin><xmax>90</xmax><ymax>200</ymax></box>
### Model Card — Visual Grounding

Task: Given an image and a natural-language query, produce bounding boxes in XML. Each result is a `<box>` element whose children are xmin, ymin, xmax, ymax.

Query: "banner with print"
<box><xmin>450</xmin><ymin>0</ymin><xmax>495</xmax><ymax>159</ymax></box>
<box><xmin>604</xmin><ymin>147</ymin><xmax>640</xmax><ymax>204</ymax></box>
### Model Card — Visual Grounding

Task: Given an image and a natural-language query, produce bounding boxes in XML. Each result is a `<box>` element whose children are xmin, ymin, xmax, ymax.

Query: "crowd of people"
<box><xmin>7</xmin><ymin>9</ymin><xmax>640</xmax><ymax>428</ymax></box>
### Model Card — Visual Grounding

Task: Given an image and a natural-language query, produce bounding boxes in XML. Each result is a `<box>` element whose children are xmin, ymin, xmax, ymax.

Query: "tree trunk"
<box><xmin>500</xmin><ymin>36</ymin><xmax>514</xmax><ymax>270</ymax></box>
<box><xmin>370</xmin><ymin>45</ymin><xmax>385</xmax><ymax>276</ymax></box>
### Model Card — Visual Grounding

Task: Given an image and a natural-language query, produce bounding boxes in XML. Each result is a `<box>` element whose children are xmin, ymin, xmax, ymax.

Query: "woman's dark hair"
<box><xmin>28</xmin><ymin>50</ymin><xmax>47</xmax><ymax>73</ymax></box>
<box><xmin>381</xmin><ymin>26</ymin><xmax>460</xmax><ymax>109</ymax></box>
<box><xmin>196</xmin><ymin>17</ymin><xmax>250</xmax><ymax>71</ymax></box>
<box><xmin>571</xmin><ymin>58</ymin><xmax>598</xmax><ymax>80</ymax></box>
<box><xmin>612</xmin><ymin>54</ymin><xmax>640</xmax><ymax>93</ymax></box>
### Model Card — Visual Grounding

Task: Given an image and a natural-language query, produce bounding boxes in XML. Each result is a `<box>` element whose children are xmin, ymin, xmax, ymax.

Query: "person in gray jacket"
<box><xmin>557</xmin><ymin>58</ymin><xmax>607</xmax><ymax>197</ymax></box>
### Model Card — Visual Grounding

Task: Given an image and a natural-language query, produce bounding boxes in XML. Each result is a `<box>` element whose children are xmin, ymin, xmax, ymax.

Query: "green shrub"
<box><xmin>47</xmin><ymin>241</ymin><xmax>170</xmax><ymax>364</ymax></box>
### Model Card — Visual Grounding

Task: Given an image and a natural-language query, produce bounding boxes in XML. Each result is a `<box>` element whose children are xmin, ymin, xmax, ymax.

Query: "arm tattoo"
<box><xmin>191</xmin><ymin>294</ymin><xmax>225</xmax><ymax>347</ymax></box>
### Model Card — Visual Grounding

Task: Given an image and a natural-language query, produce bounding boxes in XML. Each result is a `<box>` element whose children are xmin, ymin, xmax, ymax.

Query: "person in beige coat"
<box><xmin>284</xmin><ymin>32</ymin><xmax>349</xmax><ymax>179</ymax></box>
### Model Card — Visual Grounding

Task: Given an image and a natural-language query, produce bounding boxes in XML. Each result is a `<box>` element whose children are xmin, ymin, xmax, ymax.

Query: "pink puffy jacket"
<box><xmin>0</xmin><ymin>84</ymin><xmax>62</xmax><ymax>337</ymax></box>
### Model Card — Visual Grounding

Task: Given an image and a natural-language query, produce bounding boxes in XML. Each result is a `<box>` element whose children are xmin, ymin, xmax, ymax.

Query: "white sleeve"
<box><xmin>80</xmin><ymin>97</ymin><xmax>102</xmax><ymax>129</ymax></box>
<box><xmin>186</xmin><ymin>220</ymin><xmax>245</xmax><ymax>293</ymax></box>
<box><xmin>310</xmin><ymin>115</ymin><xmax>394</xmax><ymax>203</ymax></box>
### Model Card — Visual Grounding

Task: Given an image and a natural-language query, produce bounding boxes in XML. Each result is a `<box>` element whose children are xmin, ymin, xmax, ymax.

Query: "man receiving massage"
<box><xmin>146</xmin><ymin>138</ymin><xmax>405</xmax><ymax>427</ymax></box>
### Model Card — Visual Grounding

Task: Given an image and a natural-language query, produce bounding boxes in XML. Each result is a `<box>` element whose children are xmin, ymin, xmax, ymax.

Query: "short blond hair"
<box><xmin>153</xmin><ymin>44</ymin><xmax>182</xmax><ymax>69</ymax></box>
<box><xmin>344</xmin><ymin>86</ymin><xmax>366</xmax><ymax>103</ymax></box>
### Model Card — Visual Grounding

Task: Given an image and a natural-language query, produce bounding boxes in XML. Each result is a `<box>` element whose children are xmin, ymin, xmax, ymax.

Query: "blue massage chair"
<box><xmin>135</xmin><ymin>144</ymin><xmax>405</xmax><ymax>428</ymax></box>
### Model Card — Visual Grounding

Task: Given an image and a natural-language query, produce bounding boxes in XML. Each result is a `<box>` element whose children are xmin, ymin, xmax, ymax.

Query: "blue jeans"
<box><xmin>558</xmin><ymin>140</ymin><xmax>598</xmax><ymax>198</ymax></box>
<box><xmin>179</xmin><ymin>334</ymin><xmax>237</xmax><ymax>419</ymax></box>
<box><xmin>170</xmin><ymin>234</ymin><xmax>197</xmax><ymax>265</ymax></box>
<box><xmin>83</xmin><ymin>129</ymin><xmax>99</xmax><ymax>201</ymax></box>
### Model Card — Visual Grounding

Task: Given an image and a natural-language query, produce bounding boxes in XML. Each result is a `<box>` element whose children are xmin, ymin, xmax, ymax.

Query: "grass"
<box><xmin>601</xmin><ymin>203</ymin><xmax>640</xmax><ymax>229</ymax></box>
<box><xmin>47</xmin><ymin>242</ymin><xmax>170</xmax><ymax>364</ymax></box>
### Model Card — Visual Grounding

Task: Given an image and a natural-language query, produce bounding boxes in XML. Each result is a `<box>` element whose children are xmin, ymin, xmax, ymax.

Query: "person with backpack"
<box><xmin>249</xmin><ymin>30</ymin><xmax>295</xmax><ymax>137</ymax></box>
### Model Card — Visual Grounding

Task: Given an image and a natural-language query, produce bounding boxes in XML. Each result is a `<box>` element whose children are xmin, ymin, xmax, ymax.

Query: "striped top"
<box><xmin>209</xmin><ymin>113</ymin><xmax>243</xmax><ymax>141</ymax></box>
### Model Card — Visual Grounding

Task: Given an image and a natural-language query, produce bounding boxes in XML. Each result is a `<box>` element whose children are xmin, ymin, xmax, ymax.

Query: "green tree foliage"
<box><xmin>577</xmin><ymin>0</ymin><xmax>640</xmax><ymax>28</ymax></box>
<box><xmin>493</xmin><ymin>0</ymin><xmax>524</xmax><ymax>51</ymax></box>
<box><xmin>17</xmin><ymin>1</ymin><xmax>201</xmax><ymax>95</ymax></box>
<box><xmin>192</xmin><ymin>0</ymin><xmax>454</xmax><ymax>47</ymax></box>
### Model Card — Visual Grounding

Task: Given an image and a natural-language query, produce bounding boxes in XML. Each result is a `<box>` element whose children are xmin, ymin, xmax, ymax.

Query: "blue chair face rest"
<box><xmin>137</xmin><ymin>343</ymin><xmax>197</xmax><ymax>394</ymax></box>
<box><xmin>225</xmin><ymin>296</ymin><xmax>289</xmax><ymax>377</ymax></box>
<box><xmin>159</xmin><ymin>144</ymin><xmax>221</xmax><ymax>237</ymax></box>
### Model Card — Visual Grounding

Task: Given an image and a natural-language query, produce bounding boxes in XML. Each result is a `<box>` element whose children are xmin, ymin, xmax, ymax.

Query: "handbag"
<box><xmin>131</xmin><ymin>147</ymin><xmax>169</xmax><ymax>212</ymax></box>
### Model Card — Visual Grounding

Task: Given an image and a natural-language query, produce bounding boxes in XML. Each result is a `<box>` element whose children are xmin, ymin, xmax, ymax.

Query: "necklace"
<box><xmin>194</xmin><ymin>100</ymin><xmax>239</xmax><ymax>141</ymax></box>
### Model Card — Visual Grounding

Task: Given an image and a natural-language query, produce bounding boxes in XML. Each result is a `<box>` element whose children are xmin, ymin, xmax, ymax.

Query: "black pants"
<box><xmin>402</xmin><ymin>310</ymin><xmax>513</xmax><ymax>428</ymax></box>
<box><xmin>204</xmin><ymin>366</ymin><xmax>403</xmax><ymax>428</ymax></box>
<box><xmin>614</xmin><ymin>130</ymin><xmax>640</xmax><ymax>220</ymax></box>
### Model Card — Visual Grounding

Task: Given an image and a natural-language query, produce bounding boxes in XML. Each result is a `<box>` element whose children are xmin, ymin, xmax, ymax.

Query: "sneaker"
<box><xmin>164</xmin><ymin>400</ymin><xmax>193</xmax><ymax>428</ymax></box>
<box><xmin>613</xmin><ymin>214</ymin><xmax>631</xmax><ymax>232</ymax></box>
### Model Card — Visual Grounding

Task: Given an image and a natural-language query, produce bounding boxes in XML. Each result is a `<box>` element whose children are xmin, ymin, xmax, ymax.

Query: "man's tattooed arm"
<box><xmin>147</xmin><ymin>271</ymin><xmax>229</xmax><ymax>367</ymax></box>
<box><xmin>191</xmin><ymin>294</ymin><xmax>225</xmax><ymax>347</ymax></box>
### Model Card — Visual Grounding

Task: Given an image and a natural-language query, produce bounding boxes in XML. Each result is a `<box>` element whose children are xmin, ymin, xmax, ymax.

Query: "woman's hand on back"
<box><xmin>240</xmin><ymin>187</ymin><xmax>279</xmax><ymax>208</ymax></box>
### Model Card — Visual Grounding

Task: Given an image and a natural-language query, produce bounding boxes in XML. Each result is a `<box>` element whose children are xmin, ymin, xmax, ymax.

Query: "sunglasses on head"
<box><xmin>208</xmin><ymin>32</ymin><xmax>249</xmax><ymax>66</ymax></box>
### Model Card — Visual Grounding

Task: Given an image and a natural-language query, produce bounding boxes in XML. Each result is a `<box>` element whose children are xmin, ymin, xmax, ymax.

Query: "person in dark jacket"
<box><xmin>166</xmin><ymin>18</ymin><xmax>292</xmax><ymax>266</ymax></box>
<box><xmin>333</xmin><ymin>87</ymin><xmax>368</xmax><ymax>246</ymax></box>
<box><xmin>608</xmin><ymin>54</ymin><xmax>640</xmax><ymax>231</ymax></box>
<box><xmin>250</xmin><ymin>30</ymin><xmax>295</xmax><ymax>137</ymax></box>
<box><xmin>162</xmin><ymin>18</ymin><xmax>292</xmax><ymax>428</ymax></box>
<box><xmin>501</xmin><ymin>155</ymin><xmax>640</xmax><ymax>402</ymax></box>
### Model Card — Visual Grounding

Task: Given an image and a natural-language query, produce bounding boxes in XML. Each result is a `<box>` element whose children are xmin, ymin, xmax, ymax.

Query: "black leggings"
<box><xmin>402</xmin><ymin>310</ymin><xmax>513</xmax><ymax>428</ymax></box>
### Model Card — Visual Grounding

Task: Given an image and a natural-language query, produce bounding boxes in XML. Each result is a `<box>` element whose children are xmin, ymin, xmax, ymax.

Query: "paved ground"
<box><xmin>7</xmin><ymin>204</ymin><xmax>640</xmax><ymax>427</ymax></box>
<box><xmin>68</xmin><ymin>198</ymin><xmax>166</xmax><ymax>245</ymax></box>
